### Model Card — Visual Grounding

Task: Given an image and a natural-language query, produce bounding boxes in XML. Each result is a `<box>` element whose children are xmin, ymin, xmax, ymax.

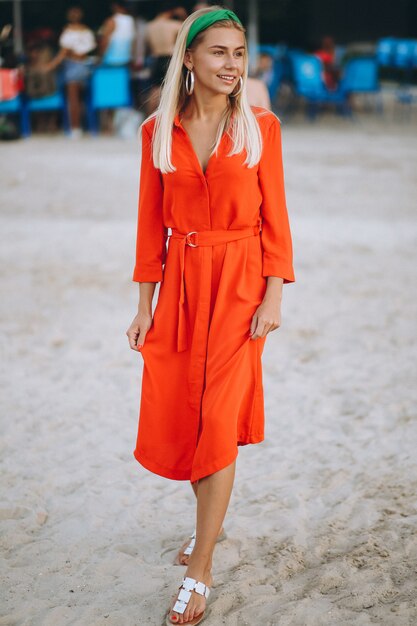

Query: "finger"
<box><xmin>127</xmin><ymin>330</ymin><xmax>140</xmax><ymax>350</ymax></box>
<box><xmin>250</xmin><ymin>318</ymin><xmax>262</xmax><ymax>340</ymax></box>
<box><xmin>264</xmin><ymin>321</ymin><xmax>276</xmax><ymax>336</ymax></box>
<box><xmin>249</xmin><ymin>315</ymin><xmax>257</xmax><ymax>337</ymax></box>
<box><xmin>128</xmin><ymin>335</ymin><xmax>139</xmax><ymax>350</ymax></box>
<box><xmin>136</xmin><ymin>333</ymin><xmax>146</xmax><ymax>350</ymax></box>
<box><xmin>253</xmin><ymin>320</ymin><xmax>269</xmax><ymax>339</ymax></box>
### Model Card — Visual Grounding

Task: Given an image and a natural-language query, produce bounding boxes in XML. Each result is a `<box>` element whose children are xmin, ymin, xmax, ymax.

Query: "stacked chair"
<box><xmin>286</xmin><ymin>51</ymin><xmax>380</xmax><ymax>119</ymax></box>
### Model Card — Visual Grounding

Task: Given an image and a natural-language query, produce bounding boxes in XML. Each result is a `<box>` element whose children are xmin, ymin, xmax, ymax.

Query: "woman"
<box><xmin>42</xmin><ymin>6</ymin><xmax>96</xmax><ymax>137</ymax></box>
<box><xmin>126</xmin><ymin>6</ymin><xmax>295</xmax><ymax>625</ymax></box>
<box><xmin>98</xmin><ymin>0</ymin><xmax>136</xmax><ymax>65</ymax></box>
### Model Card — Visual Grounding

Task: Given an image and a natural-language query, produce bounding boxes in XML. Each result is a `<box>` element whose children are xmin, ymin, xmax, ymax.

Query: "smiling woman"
<box><xmin>126</xmin><ymin>6</ymin><xmax>295</xmax><ymax>625</ymax></box>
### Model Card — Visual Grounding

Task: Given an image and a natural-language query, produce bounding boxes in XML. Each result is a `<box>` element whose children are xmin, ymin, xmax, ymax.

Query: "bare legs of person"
<box><xmin>66</xmin><ymin>82</ymin><xmax>82</xmax><ymax>136</ymax></box>
<box><xmin>175</xmin><ymin>481</ymin><xmax>225</xmax><ymax>566</ymax></box>
<box><xmin>167</xmin><ymin>459</ymin><xmax>236</xmax><ymax>624</ymax></box>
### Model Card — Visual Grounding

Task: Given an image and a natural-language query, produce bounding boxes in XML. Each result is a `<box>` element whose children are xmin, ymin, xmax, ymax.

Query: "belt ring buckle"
<box><xmin>185</xmin><ymin>231</ymin><xmax>198</xmax><ymax>247</ymax></box>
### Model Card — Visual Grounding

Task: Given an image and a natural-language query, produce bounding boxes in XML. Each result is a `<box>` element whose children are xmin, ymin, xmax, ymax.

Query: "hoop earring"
<box><xmin>230</xmin><ymin>76</ymin><xmax>243</xmax><ymax>97</ymax></box>
<box><xmin>185</xmin><ymin>68</ymin><xmax>194</xmax><ymax>95</ymax></box>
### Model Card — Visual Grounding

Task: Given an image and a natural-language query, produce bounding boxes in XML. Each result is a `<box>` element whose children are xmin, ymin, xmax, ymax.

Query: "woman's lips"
<box><xmin>217</xmin><ymin>75</ymin><xmax>237</xmax><ymax>84</ymax></box>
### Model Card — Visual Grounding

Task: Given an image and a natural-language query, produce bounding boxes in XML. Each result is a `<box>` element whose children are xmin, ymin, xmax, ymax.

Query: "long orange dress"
<box><xmin>132</xmin><ymin>105</ymin><xmax>295</xmax><ymax>483</ymax></box>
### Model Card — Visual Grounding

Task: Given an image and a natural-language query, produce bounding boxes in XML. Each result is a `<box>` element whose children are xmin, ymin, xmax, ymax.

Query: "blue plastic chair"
<box><xmin>340</xmin><ymin>57</ymin><xmax>381</xmax><ymax>114</ymax></box>
<box><xmin>376</xmin><ymin>38</ymin><xmax>397</xmax><ymax>66</ymax></box>
<box><xmin>340</xmin><ymin>57</ymin><xmax>379</xmax><ymax>93</ymax></box>
<box><xmin>87</xmin><ymin>65</ymin><xmax>132</xmax><ymax>134</ymax></box>
<box><xmin>290</xmin><ymin>54</ymin><xmax>346</xmax><ymax>118</ymax></box>
<box><xmin>268</xmin><ymin>59</ymin><xmax>285</xmax><ymax>102</ymax></box>
<box><xmin>0</xmin><ymin>95</ymin><xmax>30</xmax><ymax>137</ymax></box>
<box><xmin>412</xmin><ymin>41</ymin><xmax>417</xmax><ymax>68</ymax></box>
<box><xmin>394</xmin><ymin>39</ymin><xmax>414</xmax><ymax>69</ymax></box>
<box><xmin>25</xmin><ymin>91</ymin><xmax>70</xmax><ymax>136</ymax></box>
<box><xmin>291</xmin><ymin>53</ymin><xmax>345</xmax><ymax>104</ymax></box>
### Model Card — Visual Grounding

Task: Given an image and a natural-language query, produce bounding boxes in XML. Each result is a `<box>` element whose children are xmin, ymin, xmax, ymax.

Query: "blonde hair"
<box><xmin>142</xmin><ymin>5</ymin><xmax>267</xmax><ymax>174</ymax></box>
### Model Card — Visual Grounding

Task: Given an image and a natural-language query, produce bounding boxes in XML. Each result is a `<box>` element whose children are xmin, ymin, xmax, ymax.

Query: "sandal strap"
<box><xmin>183</xmin><ymin>529</ymin><xmax>196</xmax><ymax>556</ymax></box>
<box><xmin>172</xmin><ymin>577</ymin><xmax>210</xmax><ymax>614</ymax></box>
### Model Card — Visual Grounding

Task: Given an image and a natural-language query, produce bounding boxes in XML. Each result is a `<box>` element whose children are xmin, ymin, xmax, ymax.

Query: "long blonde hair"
<box><xmin>143</xmin><ymin>5</ymin><xmax>267</xmax><ymax>174</ymax></box>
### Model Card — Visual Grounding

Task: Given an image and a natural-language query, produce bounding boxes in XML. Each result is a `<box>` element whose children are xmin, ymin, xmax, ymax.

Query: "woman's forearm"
<box><xmin>264</xmin><ymin>276</ymin><xmax>283</xmax><ymax>302</ymax></box>
<box><xmin>138</xmin><ymin>282</ymin><xmax>157</xmax><ymax>315</ymax></box>
<box><xmin>44</xmin><ymin>48</ymin><xmax>67</xmax><ymax>71</ymax></box>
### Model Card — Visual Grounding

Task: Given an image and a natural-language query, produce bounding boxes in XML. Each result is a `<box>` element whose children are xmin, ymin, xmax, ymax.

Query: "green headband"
<box><xmin>186</xmin><ymin>9</ymin><xmax>243</xmax><ymax>48</ymax></box>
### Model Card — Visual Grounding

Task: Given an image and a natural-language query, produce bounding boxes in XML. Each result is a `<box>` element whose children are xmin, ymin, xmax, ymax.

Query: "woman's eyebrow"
<box><xmin>208</xmin><ymin>45</ymin><xmax>246</xmax><ymax>50</ymax></box>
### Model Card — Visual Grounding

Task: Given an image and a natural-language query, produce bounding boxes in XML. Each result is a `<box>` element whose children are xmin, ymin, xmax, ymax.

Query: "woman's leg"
<box><xmin>176</xmin><ymin>481</ymin><xmax>225</xmax><ymax>566</ymax></box>
<box><xmin>67</xmin><ymin>82</ymin><xmax>81</xmax><ymax>130</ymax></box>
<box><xmin>168</xmin><ymin>459</ymin><xmax>236</xmax><ymax>624</ymax></box>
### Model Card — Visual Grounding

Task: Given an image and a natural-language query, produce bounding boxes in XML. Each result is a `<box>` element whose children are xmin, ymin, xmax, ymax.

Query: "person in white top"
<box><xmin>42</xmin><ymin>5</ymin><xmax>96</xmax><ymax>137</ymax></box>
<box><xmin>99</xmin><ymin>1</ymin><xmax>136</xmax><ymax>65</ymax></box>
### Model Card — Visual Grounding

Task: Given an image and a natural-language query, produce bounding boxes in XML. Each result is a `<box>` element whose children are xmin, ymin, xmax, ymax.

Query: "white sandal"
<box><xmin>173</xmin><ymin>527</ymin><xmax>227</xmax><ymax>566</ymax></box>
<box><xmin>165</xmin><ymin>576</ymin><xmax>211</xmax><ymax>625</ymax></box>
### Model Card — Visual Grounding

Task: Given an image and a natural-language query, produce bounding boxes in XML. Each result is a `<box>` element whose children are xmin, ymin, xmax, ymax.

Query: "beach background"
<box><xmin>1</xmin><ymin>107</ymin><xmax>417</xmax><ymax>625</ymax></box>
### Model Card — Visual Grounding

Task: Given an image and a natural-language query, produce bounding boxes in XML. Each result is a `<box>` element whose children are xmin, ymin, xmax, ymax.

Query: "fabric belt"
<box><xmin>169</xmin><ymin>224</ymin><xmax>262</xmax><ymax>352</ymax></box>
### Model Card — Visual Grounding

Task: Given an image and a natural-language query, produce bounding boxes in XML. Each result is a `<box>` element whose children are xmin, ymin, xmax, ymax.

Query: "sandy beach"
<box><xmin>1</xmin><ymin>112</ymin><xmax>417</xmax><ymax>625</ymax></box>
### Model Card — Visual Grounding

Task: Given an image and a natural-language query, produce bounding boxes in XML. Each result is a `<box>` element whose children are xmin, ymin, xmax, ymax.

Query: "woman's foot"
<box><xmin>167</xmin><ymin>566</ymin><xmax>213</xmax><ymax>625</ymax></box>
<box><xmin>174</xmin><ymin>527</ymin><xmax>225</xmax><ymax>566</ymax></box>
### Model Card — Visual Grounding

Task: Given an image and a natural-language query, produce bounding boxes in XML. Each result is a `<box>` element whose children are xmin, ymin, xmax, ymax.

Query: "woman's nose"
<box><xmin>224</xmin><ymin>56</ymin><xmax>238</xmax><ymax>69</ymax></box>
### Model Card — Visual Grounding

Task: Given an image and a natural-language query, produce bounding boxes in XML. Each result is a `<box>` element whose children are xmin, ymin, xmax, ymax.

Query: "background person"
<box><xmin>246</xmin><ymin>76</ymin><xmax>271</xmax><ymax>109</ymax></box>
<box><xmin>314</xmin><ymin>35</ymin><xmax>340</xmax><ymax>90</ymax></box>
<box><xmin>42</xmin><ymin>5</ymin><xmax>96</xmax><ymax>137</ymax></box>
<box><xmin>98</xmin><ymin>0</ymin><xmax>136</xmax><ymax>65</ymax></box>
<box><xmin>144</xmin><ymin>3</ymin><xmax>186</xmax><ymax>114</ymax></box>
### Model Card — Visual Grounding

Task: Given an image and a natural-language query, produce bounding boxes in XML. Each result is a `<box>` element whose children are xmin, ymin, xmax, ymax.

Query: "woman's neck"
<box><xmin>181</xmin><ymin>95</ymin><xmax>230</xmax><ymax>123</ymax></box>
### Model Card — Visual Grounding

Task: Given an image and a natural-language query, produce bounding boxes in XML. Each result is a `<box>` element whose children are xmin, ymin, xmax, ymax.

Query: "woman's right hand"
<box><xmin>126</xmin><ymin>311</ymin><xmax>153</xmax><ymax>352</ymax></box>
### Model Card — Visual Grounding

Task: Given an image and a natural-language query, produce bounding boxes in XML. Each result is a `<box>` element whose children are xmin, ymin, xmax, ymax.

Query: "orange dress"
<box><xmin>132</xmin><ymin>105</ymin><xmax>295</xmax><ymax>483</ymax></box>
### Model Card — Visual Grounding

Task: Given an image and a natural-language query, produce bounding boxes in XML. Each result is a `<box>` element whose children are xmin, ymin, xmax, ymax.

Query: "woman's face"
<box><xmin>185</xmin><ymin>26</ymin><xmax>246</xmax><ymax>97</ymax></box>
<box><xmin>67</xmin><ymin>7</ymin><xmax>83</xmax><ymax>24</ymax></box>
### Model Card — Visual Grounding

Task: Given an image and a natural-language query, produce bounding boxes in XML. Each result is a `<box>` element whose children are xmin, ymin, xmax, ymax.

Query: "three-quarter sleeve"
<box><xmin>258</xmin><ymin>115</ymin><xmax>295</xmax><ymax>283</ymax></box>
<box><xmin>132</xmin><ymin>123</ymin><xmax>168</xmax><ymax>283</ymax></box>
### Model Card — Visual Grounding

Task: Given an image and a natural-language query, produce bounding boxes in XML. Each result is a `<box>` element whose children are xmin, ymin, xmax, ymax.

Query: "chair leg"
<box><xmin>86</xmin><ymin>102</ymin><xmax>98</xmax><ymax>135</ymax></box>
<box><xmin>341</xmin><ymin>98</ymin><xmax>353</xmax><ymax>118</ymax></box>
<box><xmin>63</xmin><ymin>100</ymin><xmax>71</xmax><ymax>135</ymax></box>
<box><xmin>376</xmin><ymin>92</ymin><xmax>384</xmax><ymax>116</ymax></box>
<box><xmin>306</xmin><ymin>100</ymin><xmax>318</xmax><ymax>121</ymax></box>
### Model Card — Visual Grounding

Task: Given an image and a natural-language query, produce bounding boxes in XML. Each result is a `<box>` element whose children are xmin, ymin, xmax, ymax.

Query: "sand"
<box><xmin>1</xmin><ymin>112</ymin><xmax>417</xmax><ymax>625</ymax></box>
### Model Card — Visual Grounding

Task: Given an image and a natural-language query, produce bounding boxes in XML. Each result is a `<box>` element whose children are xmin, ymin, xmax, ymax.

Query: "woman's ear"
<box><xmin>183</xmin><ymin>50</ymin><xmax>192</xmax><ymax>70</ymax></box>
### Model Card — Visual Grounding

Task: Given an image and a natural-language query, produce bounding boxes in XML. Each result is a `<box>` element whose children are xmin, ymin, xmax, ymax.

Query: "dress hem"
<box><xmin>133</xmin><ymin>435</ymin><xmax>264</xmax><ymax>482</ymax></box>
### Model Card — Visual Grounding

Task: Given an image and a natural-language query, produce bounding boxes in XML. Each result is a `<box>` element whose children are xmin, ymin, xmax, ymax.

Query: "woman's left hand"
<box><xmin>249</xmin><ymin>298</ymin><xmax>281</xmax><ymax>339</ymax></box>
<box><xmin>249</xmin><ymin>277</ymin><xmax>283</xmax><ymax>340</ymax></box>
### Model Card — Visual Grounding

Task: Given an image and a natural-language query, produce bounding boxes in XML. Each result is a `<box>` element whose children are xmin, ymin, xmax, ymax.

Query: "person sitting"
<box><xmin>314</xmin><ymin>35</ymin><xmax>340</xmax><ymax>91</ymax></box>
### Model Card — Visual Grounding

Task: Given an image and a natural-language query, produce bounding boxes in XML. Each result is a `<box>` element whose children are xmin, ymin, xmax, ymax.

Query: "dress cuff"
<box><xmin>132</xmin><ymin>266</ymin><xmax>163</xmax><ymax>283</ymax></box>
<box><xmin>262</xmin><ymin>258</ymin><xmax>295</xmax><ymax>283</ymax></box>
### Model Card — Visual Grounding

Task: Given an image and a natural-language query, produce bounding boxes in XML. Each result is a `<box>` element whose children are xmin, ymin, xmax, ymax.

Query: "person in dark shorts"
<box><xmin>149</xmin><ymin>54</ymin><xmax>171</xmax><ymax>86</ymax></box>
<box><xmin>145</xmin><ymin>4</ymin><xmax>186</xmax><ymax>112</ymax></box>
